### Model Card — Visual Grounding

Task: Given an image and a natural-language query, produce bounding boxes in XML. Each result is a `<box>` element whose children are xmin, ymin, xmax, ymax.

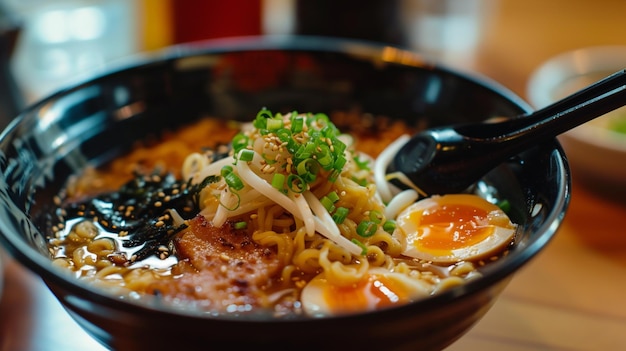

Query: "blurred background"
<box><xmin>2</xmin><ymin>0</ymin><xmax>625</xmax><ymax>116</ymax></box>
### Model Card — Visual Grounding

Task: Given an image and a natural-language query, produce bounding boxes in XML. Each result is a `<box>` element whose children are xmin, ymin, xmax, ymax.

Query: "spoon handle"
<box><xmin>456</xmin><ymin>68</ymin><xmax>626</xmax><ymax>140</ymax></box>
<box><xmin>388</xmin><ymin>68</ymin><xmax>626</xmax><ymax>195</ymax></box>
<box><xmin>528</xmin><ymin>68</ymin><xmax>626</xmax><ymax>122</ymax></box>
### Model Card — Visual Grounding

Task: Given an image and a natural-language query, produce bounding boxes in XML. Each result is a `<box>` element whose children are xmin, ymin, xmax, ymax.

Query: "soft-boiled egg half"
<box><xmin>301</xmin><ymin>267</ymin><xmax>431</xmax><ymax>317</ymax></box>
<box><xmin>393</xmin><ymin>194</ymin><xmax>517</xmax><ymax>263</ymax></box>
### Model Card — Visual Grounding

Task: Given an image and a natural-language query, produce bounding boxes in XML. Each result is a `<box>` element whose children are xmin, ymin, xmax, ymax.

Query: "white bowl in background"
<box><xmin>527</xmin><ymin>46</ymin><xmax>626</xmax><ymax>190</ymax></box>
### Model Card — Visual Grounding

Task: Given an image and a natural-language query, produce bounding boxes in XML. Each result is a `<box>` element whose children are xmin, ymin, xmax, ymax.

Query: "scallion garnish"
<box><xmin>333</xmin><ymin>154</ymin><xmax>347</xmax><ymax>170</ymax></box>
<box><xmin>224</xmin><ymin>172</ymin><xmax>244</xmax><ymax>191</ymax></box>
<box><xmin>497</xmin><ymin>199</ymin><xmax>511</xmax><ymax>213</ymax></box>
<box><xmin>239</xmin><ymin>149</ymin><xmax>254</xmax><ymax>162</ymax></box>
<box><xmin>291</xmin><ymin>116</ymin><xmax>304</xmax><ymax>133</ymax></box>
<box><xmin>326</xmin><ymin>191</ymin><xmax>339</xmax><ymax>203</ymax></box>
<box><xmin>221</xmin><ymin>165</ymin><xmax>233</xmax><ymax>177</ymax></box>
<box><xmin>331</xmin><ymin>137</ymin><xmax>346</xmax><ymax>155</ymax></box>
<box><xmin>356</xmin><ymin>220</ymin><xmax>377</xmax><ymax>237</ymax></box>
<box><xmin>351</xmin><ymin>238</ymin><xmax>368</xmax><ymax>255</ymax></box>
<box><xmin>352</xmin><ymin>177</ymin><xmax>368</xmax><ymax>186</ymax></box>
<box><xmin>320</xmin><ymin>196</ymin><xmax>336</xmax><ymax>213</ymax></box>
<box><xmin>332</xmin><ymin>207</ymin><xmax>349</xmax><ymax>224</ymax></box>
<box><xmin>295</xmin><ymin>142</ymin><xmax>316</xmax><ymax>160</ymax></box>
<box><xmin>254</xmin><ymin>108</ymin><xmax>272</xmax><ymax>129</ymax></box>
<box><xmin>382</xmin><ymin>219</ymin><xmax>396</xmax><ymax>234</ymax></box>
<box><xmin>267</xmin><ymin>118</ymin><xmax>283</xmax><ymax>131</ymax></box>
<box><xmin>287</xmin><ymin>174</ymin><xmax>306</xmax><ymax>193</ymax></box>
<box><xmin>272</xmin><ymin>173</ymin><xmax>285</xmax><ymax>191</ymax></box>
<box><xmin>353</xmin><ymin>155</ymin><xmax>371</xmax><ymax>170</ymax></box>
<box><xmin>315</xmin><ymin>143</ymin><xmax>333</xmax><ymax>169</ymax></box>
<box><xmin>276</xmin><ymin>128</ymin><xmax>292</xmax><ymax>143</ymax></box>
<box><xmin>219</xmin><ymin>190</ymin><xmax>241</xmax><ymax>211</ymax></box>
<box><xmin>227</xmin><ymin>109</ymin><xmax>374</xmax><ymax>256</ymax></box>
<box><xmin>369</xmin><ymin>210</ymin><xmax>383</xmax><ymax>224</ymax></box>
<box><xmin>231</xmin><ymin>133</ymin><xmax>249</xmax><ymax>155</ymax></box>
<box><xmin>296</xmin><ymin>158</ymin><xmax>318</xmax><ymax>183</ymax></box>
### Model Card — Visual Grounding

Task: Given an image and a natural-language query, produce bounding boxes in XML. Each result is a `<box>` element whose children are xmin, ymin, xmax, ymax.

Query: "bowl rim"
<box><xmin>527</xmin><ymin>45</ymin><xmax>626</xmax><ymax>108</ymax></box>
<box><xmin>0</xmin><ymin>35</ymin><xmax>569</xmax><ymax>322</ymax></box>
<box><xmin>527</xmin><ymin>45</ymin><xmax>626</xmax><ymax>152</ymax></box>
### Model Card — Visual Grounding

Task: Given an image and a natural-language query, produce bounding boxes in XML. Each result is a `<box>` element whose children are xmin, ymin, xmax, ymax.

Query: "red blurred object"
<box><xmin>171</xmin><ymin>0</ymin><xmax>262</xmax><ymax>43</ymax></box>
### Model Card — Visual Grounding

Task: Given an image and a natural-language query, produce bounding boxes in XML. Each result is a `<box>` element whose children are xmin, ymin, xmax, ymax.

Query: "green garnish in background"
<box><xmin>608</xmin><ymin>114</ymin><xmax>626</xmax><ymax>135</ymax></box>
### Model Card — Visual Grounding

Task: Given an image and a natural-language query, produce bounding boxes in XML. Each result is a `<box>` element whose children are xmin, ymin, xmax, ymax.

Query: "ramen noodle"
<box><xmin>47</xmin><ymin>109</ymin><xmax>517</xmax><ymax>318</ymax></box>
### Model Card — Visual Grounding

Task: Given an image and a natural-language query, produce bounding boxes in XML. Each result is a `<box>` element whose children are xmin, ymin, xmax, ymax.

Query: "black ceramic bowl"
<box><xmin>0</xmin><ymin>36</ymin><xmax>570</xmax><ymax>351</ymax></box>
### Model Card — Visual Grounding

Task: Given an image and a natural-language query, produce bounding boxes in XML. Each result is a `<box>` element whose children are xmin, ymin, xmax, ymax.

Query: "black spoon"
<box><xmin>387</xmin><ymin>69</ymin><xmax>626</xmax><ymax>195</ymax></box>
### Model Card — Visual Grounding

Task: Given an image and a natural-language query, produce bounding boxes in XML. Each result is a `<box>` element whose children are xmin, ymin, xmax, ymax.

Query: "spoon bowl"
<box><xmin>389</xmin><ymin>69</ymin><xmax>626</xmax><ymax>195</ymax></box>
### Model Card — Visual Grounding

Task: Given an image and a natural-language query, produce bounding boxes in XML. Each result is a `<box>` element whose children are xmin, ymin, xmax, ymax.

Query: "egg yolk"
<box><xmin>410</xmin><ymin>204</ymin><xmax>494</xmax><ymax>251</ymax></box>
<box><xmin>322</xmin><ymin>274</ymin><xmax>410</xmax><ymax>312</ymax></box>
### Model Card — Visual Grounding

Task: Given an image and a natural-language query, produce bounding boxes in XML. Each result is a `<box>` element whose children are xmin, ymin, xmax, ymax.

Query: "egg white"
<box><xmin>393</xmin><ymin>194</ymin><xmax>516</xmax><ymax>263</ymax></box>
<box><xmin>301</xmin><ymin>267</ymin><xmax>431</xmax><ymax>317</ymax></box>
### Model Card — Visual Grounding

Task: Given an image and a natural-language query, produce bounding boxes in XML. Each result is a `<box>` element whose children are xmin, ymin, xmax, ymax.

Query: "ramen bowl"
<box><xmin>0</xmin><ymin>36</ymin><xmax>569</xmax><ymax>351</ymax></box>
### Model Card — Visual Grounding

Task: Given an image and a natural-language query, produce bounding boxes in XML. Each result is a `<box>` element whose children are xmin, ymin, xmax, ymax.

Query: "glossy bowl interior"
<box><xmin>0</xmin><ymin>36</ymin><xmax>570</xmax><ymax>351</ymax></box>
<box><xmin>527</xmin><ymin>45</ymin><xmax>626</xmax><ymax>191</ymax></box>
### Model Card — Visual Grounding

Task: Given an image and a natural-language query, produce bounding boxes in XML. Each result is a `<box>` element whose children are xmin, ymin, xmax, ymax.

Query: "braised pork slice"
<box><xmin>147</xmin><ymin>215</ymin><xmax>281</xmax><ymax>311</ymax></box>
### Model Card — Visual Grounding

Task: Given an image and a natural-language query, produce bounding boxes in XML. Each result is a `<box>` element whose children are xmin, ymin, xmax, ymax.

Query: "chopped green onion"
<box><xmin>333</xmin><ymin>154</ymin><xmax>347</xmax><ymax>171</ymax></box>
<box><xmin>300</xmin><ymin>172</ymin><xmax>316</xmax><ymax>184</ymax></box>
<box><xmin>331</xmin><ymin>137</ymin><xmax>347</xmax><ymax>155</ymax></box>
<box><xmin>351</xmin><ymin>238</ymin><xmax>368</xmax><ymax>255</ymax></box>
<box><xmin>239</xmin><ymin>149</ymin><xmax>254</xmax><ymax>162</ymax></box>
<box><xmin>231</xmin><ymin>134</ymin><xmax>249</xmax><ymax>154</ymax></box>
<box><xmin>356</xmin><ymin>220</ymin><xmax>377</xmax><ymax>237</ymax></box>
<box><xmin>296</xmin><ymin>158</ymin><xmax>314</xmax><ymax>174</ymax></box>
<box><xmin>497</xmin><ymin>199</ymin><xmax>511</xmax><ymax>213</ymax></box>
<box><xmin>256</xmin><ymin>108</ymin><xmax>272</xmax><ymax>119</ymax></box>
<box><xmin>295</xmin><ymin>142</ymin><xmax>316</xmax><ymax>160</ymax></box>
<box><xmin>253</xmin><ymin>118</ymin><xmax>266</xmax><ymax>130</ymax></box>
<box><xmin>234</xmin><ymin>221</ymin><xmax>247</xmax><ymax>229</ymax></box>
<box><xmin>287</xmin><ymin>174</ymin><xmax>306</xmax><ymax>193</ymax></box>
<box><xmin>220</xmin><ymin>165</ymin><xmax>233</xmax><ymax>177</ymax></box>
<box><xmin>284</xmin><ymin>137</ymin><xmax>298</xmax><ymax>154</ymax></box>
<box><xmin>610</xmin><ymin>117</ymin><xmax>626</xmax><ymax>134</ymax></box>
<box><xmin>332</xmin><ymin>207</ymin><xmax>349</xmax><ymax>224</ymax></box>
<box><xmin>224</xmin><ymin>172</ymin><xmax>244</xmax><ymax>191</ymax></box>
<box><xmin>320</xmin><ymin>196</ymin><xmax>335</xmax><ymax>213</ymax></box>
<box><xmin>352</xmin><ymin>176</ymin><xmax>368</xmax><ymax>186</ymax></box>
<box><xmin>315</xmin><ymin>143</ymin><xmax>333</xmax><ymax>170</ymax></box>
<box><xmin>369</xmin><ymin>210</ymin><xmax>383</xmax><ymax>224</ymax></box>
<box><xmin>382</xmin><ymin>219</ymin><xmax>396</xmax><ymax>234</ymax></box>
<box><xmin>312</xmin><ymin>113</ymin><xmax>330</xmax><ymax>127</ymax></box>
<box><xmin>267</xmin><ymin>118</ymin><xmax>283</xmax><ymax>131</ymax></box>
<box><xmin>296</xmin><ymin>158</ymin><xmax>319</xmax><ymax>183</ymax></box>
<box><xmin>254</xmin><ymin>108</ymin><xmax>272</xmax><ymax>129</ymax></box>
<box><xmin>275</xmin><ymin>128</ymin><xmax>292</xmax><ymax>142</ymax></box>
<box><xmin>291</xmin><ymin>116</ymin><xmax>304</xmax><ymax>133</ymax></box>
<box><xmin>326</xmin><ymin>191</ymin><xmax>339</xmax><ymax>203</ymax></box>
<box><xmin>219</xmin><ymin>191</ymin><xmax>241</xmax><ymax>211</ymax></box>
<box><xmin>271</xmin><ymin>173</ymin><xmax>285</xmax><ymax>191</ymax></box>
<box><xmin>353</xmin><ymin>156</ymin><xmax>371</xmax><ymax>170</ymax></box>
<box><xmin>263</xmin><ymin>155</ymin><xmax>277</xmax><ymax>165</ymax></box>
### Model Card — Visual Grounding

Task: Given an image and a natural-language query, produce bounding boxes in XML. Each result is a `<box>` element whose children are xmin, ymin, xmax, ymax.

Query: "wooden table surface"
<box><xmin>1</xmin><ymin>1</ymin><xmax>626</xmax><ymax>350</ymax></box>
